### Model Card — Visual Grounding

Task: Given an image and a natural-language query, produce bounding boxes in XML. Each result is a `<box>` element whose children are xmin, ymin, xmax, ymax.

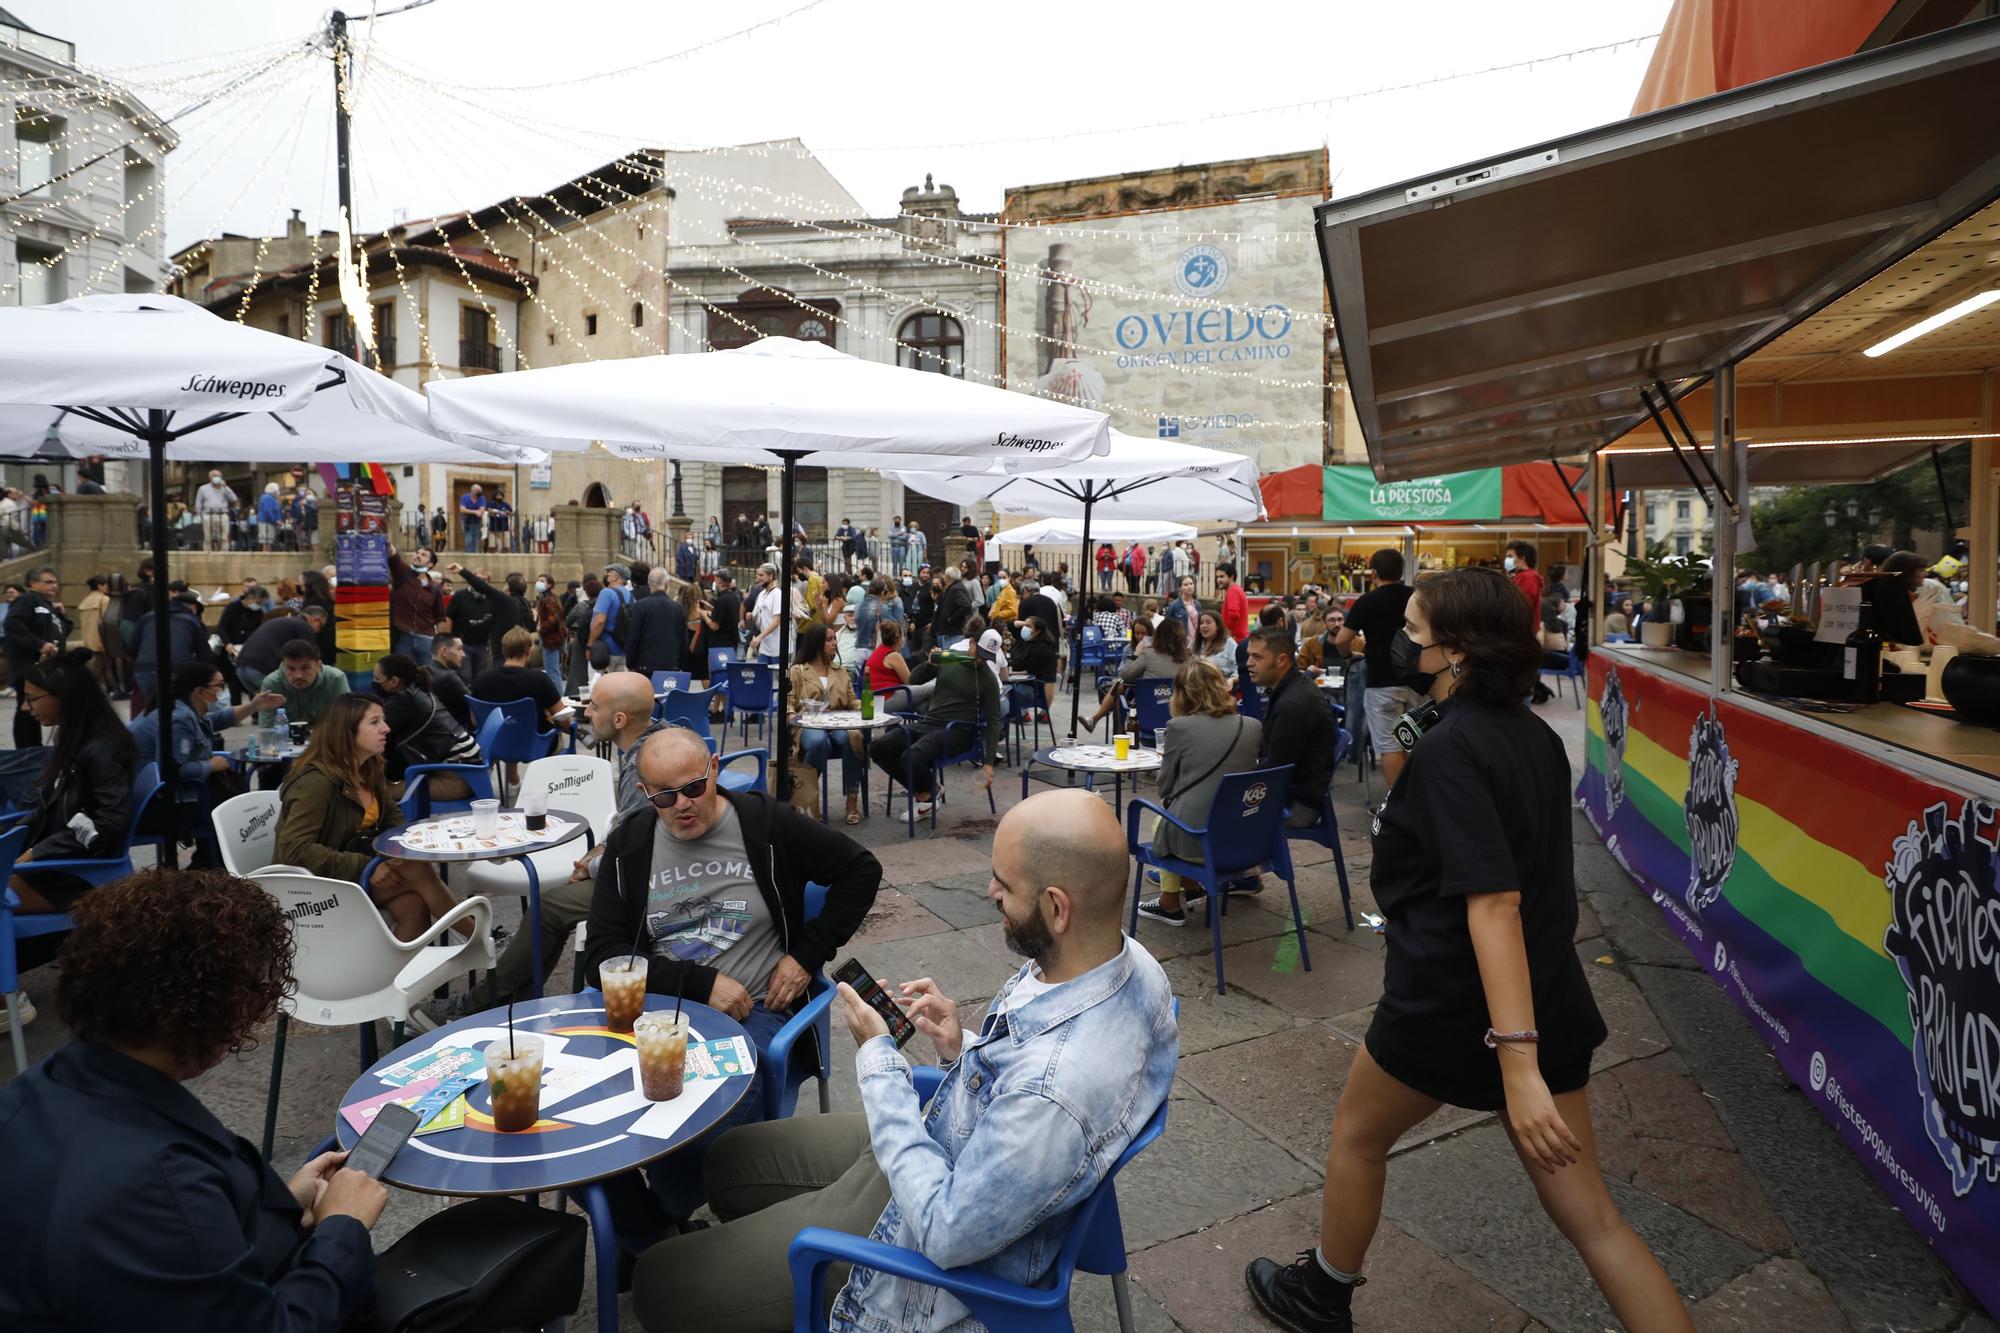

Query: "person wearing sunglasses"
<box><xmin>583</xmin><ymin>726</ymin><xmax>881</xmax><ymax>1226</ymax></box>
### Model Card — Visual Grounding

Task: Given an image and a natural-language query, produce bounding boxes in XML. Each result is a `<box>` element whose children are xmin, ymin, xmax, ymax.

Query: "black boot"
<box><xmin>1245</xmin><ymin>1251</ymin><xmax>1361</xmax><ymax>1333</ymax></box>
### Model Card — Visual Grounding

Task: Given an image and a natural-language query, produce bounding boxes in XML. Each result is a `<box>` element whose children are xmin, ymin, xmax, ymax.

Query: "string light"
<box><xmin>1</xmin><ymin>55</ymin><xmax>305</xmax><ymax>298</ymax></box>
<box><xmin>367</xmin><ymin>66</ymin><xmax>1343</xmax><ymax>327</ymax></box>
<box><xmin>233</xmin><ymin>77</ymin><xmax>324</xmax><ymax>326</ymax></box>
<box><xmin>385</xmin><ymin>0</ymin><xmax>832</xmax><ymax>94</ymax></box>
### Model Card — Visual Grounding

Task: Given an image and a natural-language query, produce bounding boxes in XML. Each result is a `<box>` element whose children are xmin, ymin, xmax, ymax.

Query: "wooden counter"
<box><xmin>1594</xmin><ymin>643</ymin><xmax>2000</xmax><ymax>793</ymax></box>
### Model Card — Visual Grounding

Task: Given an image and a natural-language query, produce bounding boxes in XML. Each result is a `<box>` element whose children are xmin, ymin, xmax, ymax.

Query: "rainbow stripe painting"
<box><xmin>1581</xmin><ymin>654</ymin><xmax>2000</xmax><ymax>1307</ymax></box>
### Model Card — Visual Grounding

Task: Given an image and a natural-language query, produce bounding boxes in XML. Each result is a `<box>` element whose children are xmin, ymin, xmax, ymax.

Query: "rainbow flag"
<box><xmin>1581</xmin><ymin>655</ymin><xmax>2000</xmax><ymax>1303</ymax></box>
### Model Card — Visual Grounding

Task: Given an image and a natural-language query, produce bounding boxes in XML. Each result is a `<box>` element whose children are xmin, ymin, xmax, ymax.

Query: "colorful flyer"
<box><xmin>686</xmin><ymin>1035</ymin><xmax>755</xmax><ymax>1082</ymax></box>
<box><xmin>377</xmin><ymin>1042</ymin><xmax>484</xmax><ymax>1088</ymax></box>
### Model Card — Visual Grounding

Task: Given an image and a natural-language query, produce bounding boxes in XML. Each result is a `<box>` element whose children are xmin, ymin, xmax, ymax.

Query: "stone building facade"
<box><xmin>3</xmin><ymin>7</ymin><xmax>175</xmax><ymax>493</ymax></box>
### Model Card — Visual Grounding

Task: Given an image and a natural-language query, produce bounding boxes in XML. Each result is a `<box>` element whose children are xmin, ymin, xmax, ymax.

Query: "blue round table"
<box><xmin>368</xmin><ymin>808</ymin><xmax>590</xmax><ymax>996</ymax></box>
<box><xmin>334</xmin><ymin>992</ymin><xmax>752</xmax><ymax>1333</ymax></box>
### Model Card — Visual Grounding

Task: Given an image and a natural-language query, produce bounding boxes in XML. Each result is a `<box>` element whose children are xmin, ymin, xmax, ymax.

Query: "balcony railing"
<box><xmin>460</xmin><ymin>339</ymin><xmax>502</xmax><ymax>371</ymax></box>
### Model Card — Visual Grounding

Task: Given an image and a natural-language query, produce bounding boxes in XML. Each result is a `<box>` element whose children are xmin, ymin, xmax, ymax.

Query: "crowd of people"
<box><xmin>0</xmin><ymin>511</ymin><xmax>1713</xmax><ymax>1333</ymax></box>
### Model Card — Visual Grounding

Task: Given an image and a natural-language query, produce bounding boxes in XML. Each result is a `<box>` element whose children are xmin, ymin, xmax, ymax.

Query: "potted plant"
<box><xmin>1624</xmin><ymin>546</ymin><xmax>1707</xmax><ymax>648</ymax></box>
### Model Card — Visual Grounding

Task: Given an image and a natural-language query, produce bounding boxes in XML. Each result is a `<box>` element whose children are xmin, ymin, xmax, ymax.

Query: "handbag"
<box><xmin>363</xmin><ymin>1197</ymin><xmax>586</xmax><ymax>1333</ymax></box>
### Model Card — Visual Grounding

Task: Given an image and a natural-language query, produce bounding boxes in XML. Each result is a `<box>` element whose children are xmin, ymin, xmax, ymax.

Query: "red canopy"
<box><xmin>1256</xmin><ymin>463</ymin><xmax>1600</xmax><ymax>525</ymax></box>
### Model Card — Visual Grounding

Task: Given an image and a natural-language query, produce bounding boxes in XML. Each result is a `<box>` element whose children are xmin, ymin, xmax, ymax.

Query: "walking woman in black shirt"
<box><xmin>1248</xmin><ymin>567</ymin><xmax>1690</xmax><ymax>1333</ymax></box>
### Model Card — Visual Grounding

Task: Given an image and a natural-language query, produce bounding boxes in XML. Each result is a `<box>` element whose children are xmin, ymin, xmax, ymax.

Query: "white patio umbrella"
<box><xmin>994</xmin><ymin>516</ymin><xmax>1197</xmax><ymax>546</ymax></box>
<box><xmin>892</xmin><ymin>431</ymin><xmax>1265</xmax><ymax>734</ymax></box>
<box><xmin>0</xmin><ymin>293</ymin><xmax>539</xmax><ymax>785</ymax></box>
<box><xmin>426</xmin><ymin>336</ymin><xmax>1111</xmax><ymax>789</ymax></box>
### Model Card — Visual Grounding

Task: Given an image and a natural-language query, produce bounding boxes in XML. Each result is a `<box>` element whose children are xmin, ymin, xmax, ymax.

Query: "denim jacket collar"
<box><xmin>989</xmin><ymin>943</ymin><xmax>1134</xmax><ymax>1045</ymax></box>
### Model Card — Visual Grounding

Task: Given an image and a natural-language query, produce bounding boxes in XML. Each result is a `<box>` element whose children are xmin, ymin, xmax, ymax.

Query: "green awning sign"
<box><xmin>1322</xmin><ymin>466</ymin><xmax>1501</xmax><ymax>522</ymax></box>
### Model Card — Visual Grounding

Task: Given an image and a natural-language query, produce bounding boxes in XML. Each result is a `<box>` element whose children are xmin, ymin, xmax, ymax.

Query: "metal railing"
<box><xmin>459</xmin><ymin>340</ymin><xmax>502</xmax><ymax>372</ymax></box>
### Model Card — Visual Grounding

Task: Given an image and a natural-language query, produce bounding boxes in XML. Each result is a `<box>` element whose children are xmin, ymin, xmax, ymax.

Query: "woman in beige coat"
<box><xmin>789</xmin><ymin>621</ymin><xmax>866</xmax><ymax>823</ymax></box>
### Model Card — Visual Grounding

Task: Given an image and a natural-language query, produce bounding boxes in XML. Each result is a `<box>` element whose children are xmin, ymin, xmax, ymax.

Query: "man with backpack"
<box><xmin>590</xmin><ymin>563</ymin><xmax>634</xmax><ymax>671</ymax></box>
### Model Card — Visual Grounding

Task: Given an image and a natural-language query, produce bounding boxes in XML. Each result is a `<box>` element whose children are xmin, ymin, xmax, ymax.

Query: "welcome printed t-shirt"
<box><xmin>644</xmin><ymin>805</ymin><xmax>784</xmax><ymax>990</ymax></box>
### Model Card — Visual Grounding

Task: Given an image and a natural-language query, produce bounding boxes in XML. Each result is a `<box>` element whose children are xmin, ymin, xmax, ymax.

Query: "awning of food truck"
<box><xmin>1314</xmin><ymin>18</ymin><xmax>2000</xmax><ymax>481</ymax></box>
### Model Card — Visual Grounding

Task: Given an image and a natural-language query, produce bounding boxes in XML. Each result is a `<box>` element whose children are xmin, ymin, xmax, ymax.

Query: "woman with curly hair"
<box><xmin>1247</xmin><ymin>567</ymin><xmax>1689</xmax><ymax>1333</ymax></box>
<box><xmin>0</xmin><ymin>868</ymin><xmax>387</xmax><ymax>1328</ymax></box>
<box><xmin>275</xmin><ymin>692</ymin><xmax>463</xmax><ymax>941</ymax></box>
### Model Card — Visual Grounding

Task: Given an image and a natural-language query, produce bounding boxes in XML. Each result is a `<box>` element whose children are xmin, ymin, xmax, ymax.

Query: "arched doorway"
<box><xmin>583</xmin><ymin>483</ymin><xmax>611</xmax><ymax>508</ymax></box>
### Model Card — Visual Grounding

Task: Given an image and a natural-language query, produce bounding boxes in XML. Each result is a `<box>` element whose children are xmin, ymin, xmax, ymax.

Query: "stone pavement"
<box><xmin>5</xmin><ymin>691</ymin><xmax>1996</xmax><ymax>1331</ymax></box>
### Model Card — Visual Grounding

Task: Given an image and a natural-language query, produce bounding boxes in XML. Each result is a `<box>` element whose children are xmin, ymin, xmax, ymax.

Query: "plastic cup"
<box><xmin>522</xmin><ymin>787</ymin><xmax>549</xmax><ymax>833</ymax></box>
<box><xmin>484</xmin><ymin>1034</ymin><xmax>544</xmax><ymax>1133</ymax></box>
<box><xmin>633</xmin><ymin>1012</ymin><xmax>689</xmax><ymax>1101</ymax></box>
<box><xmin>470</xmin><ymin>798</ymin><xmax>501</xmax><ymax>837</ymax></box>
<box><xmin>600</xmin><ymin>955</ymin><xmax>648</xmax><ymax>1033</ymax></box>
<box><xmin>1114</xmin><ymin>734</ymin><xmax>1131</xmax><ymax>761</ymax></box>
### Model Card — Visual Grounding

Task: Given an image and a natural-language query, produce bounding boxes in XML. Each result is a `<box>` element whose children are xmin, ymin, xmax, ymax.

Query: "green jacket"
<box><xmin>274</xmin><ymin>760</ymin><xmax>403</xmax><ymax>882</ymax></box>
<box><xmin>258</xmin><ymin>664</ymin><xmax>350</xmax><ymax>727</ymax></box>
<box><xmin>910</xmin><ymin>653</ymin><xmax>1004</xmax><ymax>758</ymax></box>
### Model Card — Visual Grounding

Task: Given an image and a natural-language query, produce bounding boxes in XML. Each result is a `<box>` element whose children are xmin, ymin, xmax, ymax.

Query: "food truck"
<box><xmin>1313</xmin><ymin>20</ymin><xmax>2000</xmax><ymax>1308</ymax></box>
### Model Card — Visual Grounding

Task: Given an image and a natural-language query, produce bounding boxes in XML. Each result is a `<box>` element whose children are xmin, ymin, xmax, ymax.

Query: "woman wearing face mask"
<box><xmin>1248</xmin><ymin>567</ymin><xmax>1689</xmax><ymax>1333</ymax></box>
<box><xmin>533</xmin><ymin>573</ymin><xmax>565</xmax><ymax>687</ymax></box>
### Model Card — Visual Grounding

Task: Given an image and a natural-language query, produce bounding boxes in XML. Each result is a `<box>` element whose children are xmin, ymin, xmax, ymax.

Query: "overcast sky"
<box><xmin>47</xmin><ymin>0</ymin><xmax>1672</xmax><ymax>253</ymax></box>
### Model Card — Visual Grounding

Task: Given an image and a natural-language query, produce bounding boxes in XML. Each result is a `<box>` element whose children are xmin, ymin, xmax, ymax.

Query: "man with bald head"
<box><xmin>588</xmin><ymin>724</ymin><xmax>881</xmax><ymax>1226</ymax></box>
<box><xmin>629</xmin><ymin>790</ymin><xmax>1178</xmax><ymax>1332</ymax></box>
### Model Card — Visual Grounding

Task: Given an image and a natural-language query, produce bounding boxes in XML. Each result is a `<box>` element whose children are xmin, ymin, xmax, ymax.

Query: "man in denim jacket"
<box><xmin>631</xmin><ymin>788</ymin><xmax>1178</xmax><ymax>1332</ymax></box>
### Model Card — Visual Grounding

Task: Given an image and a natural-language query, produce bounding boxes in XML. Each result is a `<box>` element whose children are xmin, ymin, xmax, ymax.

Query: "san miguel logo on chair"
<box><xmin>1242</xmin><ymin>782</ymin><xmax>1268</xmax><ymax>816</ymax></box>
<box><xmin>1682</xmin><ymin>703</ymin><xmax>1739</xmax><ymax>914</ymax></box>
<box><xmin>1600</xmin><ymin>665</ymin><xmax>1629</xmax><ymax>817</ymax></box>
<box><xmin>1884</xmin><ymin>800</ymin><xmax>2000</xmax><ymax>1198</ymax></box>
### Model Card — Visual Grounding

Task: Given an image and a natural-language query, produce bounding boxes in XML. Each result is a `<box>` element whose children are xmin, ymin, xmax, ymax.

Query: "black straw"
<box><xmin>674</xmin><ymin>962</ymin><xmax>686</xmax><ymax>1023</ymax></box>
<box><xmin>507</xmin><ymin>998</ymin><xmax>515</xmax><ymax>1057</ymax></box>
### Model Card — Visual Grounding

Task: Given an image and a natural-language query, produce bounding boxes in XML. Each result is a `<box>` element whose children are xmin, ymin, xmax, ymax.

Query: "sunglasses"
<box><xmin>642</xmin><ymin>775</ymin><xmax>710</xmax><ymax>808</ymax></box>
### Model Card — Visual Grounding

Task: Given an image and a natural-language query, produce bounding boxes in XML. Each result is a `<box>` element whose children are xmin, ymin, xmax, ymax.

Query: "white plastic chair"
<box><xmin>461</xmin><ymin>753</ymin><xmax>618</xmax><ymax>992</ymax></box>
<box><xmin>254</xmin><ymin>871</ymin><xmax>497</xmax><ymax>1158</ymax></box>
<box><xmin>212</xmin><ymin>791</ymin><xmax>309</xmax><ymax>878</ymax></box>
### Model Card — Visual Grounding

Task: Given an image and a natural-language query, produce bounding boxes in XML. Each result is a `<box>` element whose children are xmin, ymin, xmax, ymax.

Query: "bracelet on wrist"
<box><xmin>1484</xmin><ymin>1027</ymin><xmax>1539</xmax><ymax>1049</ymax></box>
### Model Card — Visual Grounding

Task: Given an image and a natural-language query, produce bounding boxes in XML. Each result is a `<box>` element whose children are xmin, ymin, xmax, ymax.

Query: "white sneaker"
<box><xmin>0</xmin><ymin>992</ymin><xmax>36</xmax><ymax>1031</ymax></box>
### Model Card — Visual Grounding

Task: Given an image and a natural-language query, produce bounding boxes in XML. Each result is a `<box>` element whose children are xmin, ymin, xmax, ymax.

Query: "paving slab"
<box><xmin>1383</xmin><ymin>1121</ymin><xmax>1762</xmax><ymax>1330</ymax></box>
<box><xmin>1121</xmin><ymin>892</ymin><xmax>1291</xmax><ymax>962</ymax></box>
<box><xmin>1214</xmin><ymin>931</ymin><xmax>1390</xmax><ymax>1018</ymax></box>
<box><xmin>848</xmin><ymin>887</ymin><xmax>954</xmax><ymax>946</ymax></box>
<box><xmin>902</xmin><ymin>881</ymin><xmax>1002</xmax><ymax>930</ymax></box>
<box><xmin>1179</xmin><ymin>1026</ymin><xmax>1492</xmax><ymax>1171</ymax></box>
<box><xmin>1112</xmin><ymin>1087</ymin><xmax>1320</xmax><ymax>1249</ymax></box>
<box><xmin>842</xmin><ymin>926</ymin><xmax>1025</xmax><ymax>1004</ymax></box>
<box><xmin>1692</xmin><ymin>1256</ymin><xmax>1853</xmax><ymax>1332</ymax></box>
<box><xmin>1580</xmin><ymin>942</ymin><xmax>1672</xmax><ymax>1071</ymax></box>
<box><xmin>1158</xmin><ymin>955</ymin><xmax>1303</xmax><ymax>1056</ymax></box>
<box><xmin>1628</xmin><ymin>962</ymin><xmax>1971</xmax><ymax>1332</ymax></box>
<box><xmin>1131</xmin><ymin>1191</ymin><xmax>1533</xmax><ymax>1333</ymax></box>
<box><xmin>1587</xmin><ymin>1052</ymin><xmax>1791</xmax><ymax>1254</ymax></box>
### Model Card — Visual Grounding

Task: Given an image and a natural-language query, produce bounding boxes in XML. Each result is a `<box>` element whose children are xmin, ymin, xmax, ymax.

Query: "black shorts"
<box><xmin>1364</xmin><ymin>1025</ymin><xmax>1595</xmax><ymax>1112</ymax></box>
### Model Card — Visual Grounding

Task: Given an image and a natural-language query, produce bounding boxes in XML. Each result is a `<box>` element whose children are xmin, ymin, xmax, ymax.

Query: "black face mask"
<box><xmin>1390</xmin><ymin>630</ymin><xmax>1437</xmax><ymax>693</ymax></box>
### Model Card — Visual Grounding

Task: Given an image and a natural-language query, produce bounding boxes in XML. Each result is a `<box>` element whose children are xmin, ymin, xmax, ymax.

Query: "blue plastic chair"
<box><xmin>467</xmin><ymin>696</ymin><xmax>562</xmax><ymax>793</ymax></box>
<box><xmin>1007</xmin><ymin>681</ymin><xmax>1051</xmax><ymax>767</ymax></box>
<box><xmin>1077</xmin><ymin>623</ymin><xmax>1106</xmax><ymax>670</ymax></box>
<box><xmin>762</xmin><ymin>882</ymin><xmax>833</xmax><ymax>1119</ymax></box>
<box><xmin>1605</xmin><ymin>632</ymin><xmax>1633</xmax><ymax>644</ymax></box>
<box><xmin>707</xmin><ymin>646</ymin><xmax>739</xmax><ymax>681</ymax></box>
<box><xmin>400</xmin><ymin>711</ymin><xmax>503</xmax><ymax>821</ymax></box>
<box><xmin>14</xmin><ymin>761</ymin><xmax>163</xmax><ymax>894</ymax></box>
<box><xmin>651</xmin><ymin>670</ymin><xmax>692</xmax><ymax>696</ymax></box>
<box><xmin>656</xmin><ymin>686</ymin><xmax>768</xmax><ymax>794</ymax></box>
<box><xmin>1237</xmin><ymin>682</ymin><xmax>1266</xmax><ymax>721</ymax></box>
<box><xmin>1542</xmin><ymin>647</ymin><xmax>1585</xmax><ymax>708</ymax></box>
<box><xmin>1126</xmin><ymin>764</ymin><xmax>1310</xmax><ymax>995</ymax></box>
<box><xmin>727</xmin><ymin>660</ymin><xmax>780</xmax><ymax>749</ymax></box>
<box><xmin>788</xmin><ymin>1072</ymin><xmax>1171</xmax><ymax>1332</ymax></box>
<box><xmin>903</xmin><ymin>715</ymin><xmax>998</xmax><ymax>838</ymax></box>
<box><xmin>1120</xmin><ymin>677</ymin><xmax>1173</xmax><ymax>746</ymax></box>
<box><xmin>1284</xmin><ymin>729</ymin><xmax>1355</xmax><ymax>931</ymax></box>
<box><xmin>0</xmin><ymin>824</ymin><xmax>59</xmax><ymax>1074</ymax></box>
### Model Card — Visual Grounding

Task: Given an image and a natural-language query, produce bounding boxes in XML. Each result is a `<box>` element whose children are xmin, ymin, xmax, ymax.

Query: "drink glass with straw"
<box><xmin>485</xmin><ymin>1002</ymin><xmax>543</xmax><ymax>1133</ymax></box>
<box><xmin>600</xmin><ymin>910</ymin><xmax>654</xmax><ymax>1034</ymax></box>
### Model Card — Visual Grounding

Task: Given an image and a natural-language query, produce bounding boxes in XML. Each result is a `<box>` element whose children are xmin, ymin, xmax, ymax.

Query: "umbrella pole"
<box><xmin>147</xmin><ymin>414</ymin><xmax>177</xmax><ymax>870</ymax></box>
<box><xmin>1068</xmin><ymin>493</ymin><xmax>1094</xmax><ymax>740</ymax></box>
<box><xmin>775</xmin><ymin>451</ymin><xmax>801</xmax><ymax>802</ymax></box>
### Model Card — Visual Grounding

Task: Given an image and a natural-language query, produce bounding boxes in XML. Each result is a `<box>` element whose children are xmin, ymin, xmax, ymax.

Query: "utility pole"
<box><xmin>330</xmin><ymin>9</ymin><xmax>355</xmax><ymax>359</ymax></box>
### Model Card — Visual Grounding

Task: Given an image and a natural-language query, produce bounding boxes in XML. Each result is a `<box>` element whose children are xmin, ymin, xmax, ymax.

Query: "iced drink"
<box><xmin>484</xmin><ymin>1035</ymin><xmax>544</xmax><ymax>1133</ymax></box>
<box><xmin>600</xmin><ymin>955</ymin><xmax>647</xmax><ymax>1033</ymax></box>
<box><xmin>634</xmin><ymin>1012</ymin><xmax>689</xmax><ymax>1101</ymax></box>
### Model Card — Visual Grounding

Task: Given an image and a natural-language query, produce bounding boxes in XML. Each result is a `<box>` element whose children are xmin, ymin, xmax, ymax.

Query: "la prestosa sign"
<box><xmin>1322</xmin><ymin>466</ymin><xmax>1501</xmax><ymax>523</ymax></box>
